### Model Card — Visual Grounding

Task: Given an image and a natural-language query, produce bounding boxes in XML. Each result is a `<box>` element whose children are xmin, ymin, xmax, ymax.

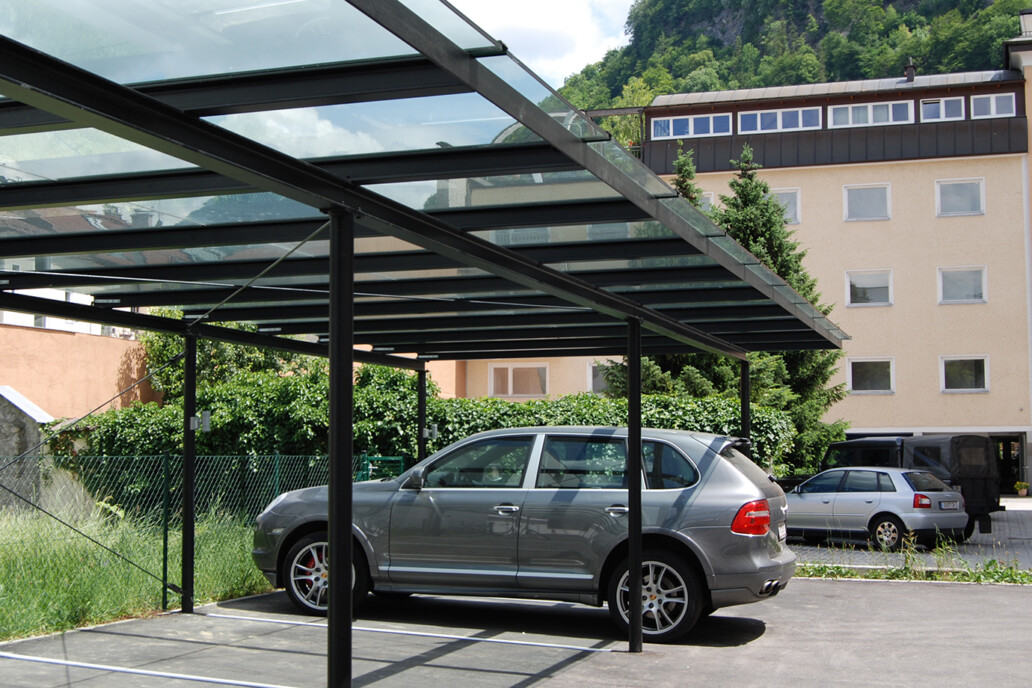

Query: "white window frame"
<box><xmin>847</xmin><ymin>357</ymin><xmax>895</xmax><ymax>395</ymax></box>
<box><xmin>843</xmin><ymin>183</ymin><xmax>891</xmax><ymax>221</ymax></box>
<box><xmin>588</xmin><ymin>362</ymin><xmax>607</xmax><ymax>395</ymax></box>
<box><xmin>936</xmin><ymin>178</ymin><xmax>985</xmax><ymax>217</ymax></box>
<box><xmin>919</xmin><ymin>96</ymin><xmax>965</xmax><ymax>123</ymax></box>
<box><xmin>700</xmin><ymin>191</ymin><xmax>715</xmax><ymax>212</ymax></box>
<box><xmin>651</xmin><ymin>113</ymin><xmax>732</xmax><ymax>140</ymax></box>
<box><xmin>737</xmin><ymin>106</ymin><xmax>822</xmax><ymax>134</ymax></box>
<box><xmin>846</xmin><ymin>269</ymin><xmax>893</xmax><ymax>307</ymax></box>
<box><xmin>828</xmin><ymin>100</ymin><xmax>913</xmax><ymax>128</ymax></box>
<box><xmin>938</xmin><ymin>265</ymin><xmax>987</xmax><ymax>304</ymax></box>
<box><xmin>489</xmin><ymin>363</ymin><xmax>549</xmax><ymax>398</ymax></box>
<box><xmin>970</xmin><ymin>93</ymin><xmax>1016</xmax><ymax>120</ymax></box>
<box><xmin>940</xmin><ymin>355</ymin><xmax>989</xmax><ymax>393</ymax></box>
<box><xmin>771</xmin><ymin>188</ymin><xmax>801</xmax><ymax>224</ymax></box>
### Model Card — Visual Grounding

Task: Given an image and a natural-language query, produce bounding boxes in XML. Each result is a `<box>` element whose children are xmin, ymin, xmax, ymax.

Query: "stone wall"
<box><xmin>0</xmin><ymin>396</ymin><xmax>42</xmax><ymax>508</ymax></box>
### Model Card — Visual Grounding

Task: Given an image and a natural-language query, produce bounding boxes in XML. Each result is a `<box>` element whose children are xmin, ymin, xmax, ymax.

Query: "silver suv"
<box><xmin>252</xmin><ymin>427</ymin><xmax>795</xmax><ymax>642</ymax></box>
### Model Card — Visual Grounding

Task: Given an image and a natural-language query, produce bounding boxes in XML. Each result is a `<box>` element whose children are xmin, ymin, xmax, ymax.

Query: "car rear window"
<box><xmin>903</xmin><ymin>471</ymin><xmax>950</xmax><ymax>492</ymax></box>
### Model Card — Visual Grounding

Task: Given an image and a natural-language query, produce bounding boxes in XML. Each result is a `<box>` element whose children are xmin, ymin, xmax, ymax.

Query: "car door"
<box><xmin>788</xmin><ymin>471</ymin><xmax>844</xmax><ymax>531</ymax></box>
<box><xmin>517</xmin><ymin>434</ymin><xmax>630</xmax><ymax>592</ymax></box>
<box><xmin>833</xmin><ymin>470</ymin><xmax>882</xmax><ymax>533</ymax></box>
<box><xmin>387</xmin><ymin>434</ymin><xmax>535</xmax><ymax>590</ymax></box>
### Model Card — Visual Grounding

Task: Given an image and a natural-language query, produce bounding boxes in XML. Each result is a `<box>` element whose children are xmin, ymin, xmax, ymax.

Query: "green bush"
<box><xmin>56</xmin><ymin>366</ymin><xmax>795</xmax><ymax>470</ymax></box>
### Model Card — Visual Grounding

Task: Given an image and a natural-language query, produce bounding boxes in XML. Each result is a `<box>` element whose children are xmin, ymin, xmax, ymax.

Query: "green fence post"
<box><xmin>161</xmin><ymin>453</ymin><xmax>170</xmax><ymax>611</ymax></box>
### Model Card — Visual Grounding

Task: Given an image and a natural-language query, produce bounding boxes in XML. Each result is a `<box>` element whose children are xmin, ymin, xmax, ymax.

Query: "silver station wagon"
<box><xmin>252</xmin><ymin>427</ymin><xmax>796</xmax><ymax>642</ymax></box>
<box><xmin>785</xmin><ymin>467</ymin><xmax>968</xmax><ymax>550</ymax></box>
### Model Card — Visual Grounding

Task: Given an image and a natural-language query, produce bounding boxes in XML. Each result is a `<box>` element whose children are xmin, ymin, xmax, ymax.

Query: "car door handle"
<box><xmin>821</xmin><ymin>498</ymin><xmax>832</xmax><ymax>504</ymax></box>
<box><xmin>493</xmin><ymin>504</ymin><xmax>520</xmax><ymax>515</ymax></box>
<box><xmin>606</xmin><ymin>506</ymin><xmax>629</xmax><ymax>517</ymax></box>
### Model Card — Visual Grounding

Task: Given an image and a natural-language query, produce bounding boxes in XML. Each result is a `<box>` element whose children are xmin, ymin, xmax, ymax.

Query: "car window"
<box><xmin>842</xmin><ymin>470</ymin><xmax>879</xmax><ymax>492</ymax></box>
<box><xmin>423</xmin><ymin>436</ymin><xmax>533</xmax><ymax>488</ymax></box>
<box><xmin>858</xmin><ymin>446</ymin><xmax>896</xmax><ymax>467</ymax></box>
<box><xmin>823</xmin><ymin>448</ymin><xmax>855</xmax><ymax>469</ymax></box>
<box><xmin>877</xmin><ymin>472</ymin><xmax>897</xmax><ymax>492</ymax></box>
<box><xmin>537</xmin><ymin>436</ymin><xmax>626</xmax><ymax>489</ymax></box>
<box><xmin>903</xmin><ymin>471</ymin><xmax>950</xmax><ymax>492</ymax></box>
<box><xmin>643</xmin><ymin>441</ymin><xmax>698</xmax><ymax>489</ymax></box>
<box><xmin>800</xmin><ymin>472</ymin><xmax>844</xmax><ymax>493</ymax></box>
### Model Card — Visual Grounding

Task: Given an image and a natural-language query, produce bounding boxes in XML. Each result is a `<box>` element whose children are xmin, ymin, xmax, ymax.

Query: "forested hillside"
<box><xmin>560</xmin><ymin>0</ymin><xmax>1030</xmax><ymax>109</ymax></box>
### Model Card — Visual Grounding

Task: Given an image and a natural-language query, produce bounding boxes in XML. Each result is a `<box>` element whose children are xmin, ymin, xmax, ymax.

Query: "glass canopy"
<box><xmin>0</xmin><ymin>0</ymin><xmax>846</xmax><ymax>363</ymax></box>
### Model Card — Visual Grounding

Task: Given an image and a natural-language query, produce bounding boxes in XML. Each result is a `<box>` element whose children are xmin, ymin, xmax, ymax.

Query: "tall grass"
<box><xmin>0</xmin><ymin>509</ymin><xmax>271</xmax><ymax>641</ymax></box>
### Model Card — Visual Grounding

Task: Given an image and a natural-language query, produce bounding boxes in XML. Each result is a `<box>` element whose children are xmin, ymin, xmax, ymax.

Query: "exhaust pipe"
<box><xmin>760</xmin><ymin>579</ymin><xmax>781</xmax><ymax>596</ymax></box>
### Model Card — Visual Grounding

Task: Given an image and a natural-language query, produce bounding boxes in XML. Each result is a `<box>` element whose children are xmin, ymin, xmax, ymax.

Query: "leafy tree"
<box><xmin>137</xmin><ymin>309</ymin><xmax>313</xmax><ymax>399</ymax></box>
<box><xmin>709</xmin><ymin>145</ymin><xmax>847</xmax><ymax>469</ymax></box>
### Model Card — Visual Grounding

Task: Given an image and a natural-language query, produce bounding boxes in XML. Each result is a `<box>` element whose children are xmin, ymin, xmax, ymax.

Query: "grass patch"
<box><xmin>795</xmin><ymin>536</ymin><xmax>1032</xmax><ymax>585</ymax></box>
<box><xmin>0</xmin><ymin>509</ymin><xmax>271</xmax><ymax>641</ymax></box>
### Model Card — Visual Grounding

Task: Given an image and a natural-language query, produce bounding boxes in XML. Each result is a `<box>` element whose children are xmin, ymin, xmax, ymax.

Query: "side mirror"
<box><xmin>402</xmin><ymin>465</ymin><xmax>425</xmax><ymax>491</ymax></box>
<box><xmin>792</xmin><ymin>485</ymin><xmax>801</xmax><ymax>494</ymax></box>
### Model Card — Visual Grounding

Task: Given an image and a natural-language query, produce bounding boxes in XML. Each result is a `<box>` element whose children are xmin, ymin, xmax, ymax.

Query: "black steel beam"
<box><xmin>0</xmin><ymin>143</ymin><xmax>580</xmax><ymax>211</ymax></box>
<box><xmin>0</xmin><ymin>291</ymin><xmax>424</xmax><ymax>370</ymax></box>
<box><xmin>0</xmin><ymin>56</ymin><xmax>489</xmax><ymax>135</ymax></box>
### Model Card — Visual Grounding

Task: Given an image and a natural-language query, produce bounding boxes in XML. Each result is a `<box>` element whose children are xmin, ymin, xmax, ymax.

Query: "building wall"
<box><xmin>464</xmin><ymin>356</ymin><xmax>612</xmax><ymax>399</ymax></box>
<box><xmin>0</xmin><ymin>324</ymin><xmax>158</xmax><ymax>420</ymax></box>
<box><xmin>687</xmin><ymin>154</ymin><xmax>1032</xmax><ymax>437</ymax></box>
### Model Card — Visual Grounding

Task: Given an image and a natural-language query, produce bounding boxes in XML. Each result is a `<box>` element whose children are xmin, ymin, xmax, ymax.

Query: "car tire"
<box><xmin>802</xmin><ymin>533</ymin><xmax>827</xmax><ymax>546</ymax></box>
<box><xmin>869</xmin><ymin>514</ymin><xmax>907</xmax><ymax>551</ymax></box>
<box><xmin>607</xmin><ymin>550</ymin><xmax>702</xmax><ymax>643</ymax></box>
<box><xmin>282</xmin><ymin>531</ymin><xmax>370</xmax><ymax>616</ymax></box>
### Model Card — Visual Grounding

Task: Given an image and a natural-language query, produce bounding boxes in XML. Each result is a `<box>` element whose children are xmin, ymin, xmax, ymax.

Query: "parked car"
<box><xmin>785</xmin><ymin>467</ymin><xmax>968</xmax><ymax>550</ymax></box>
<box><xmin>252</xmin><ymin>427</ymin><xmax>796</xmax><ymax>643</ymax></box>
<box><xmin>780</xmin><ymin>434</ymin><xmax>1001</xmax><ymax>538</ymax></box>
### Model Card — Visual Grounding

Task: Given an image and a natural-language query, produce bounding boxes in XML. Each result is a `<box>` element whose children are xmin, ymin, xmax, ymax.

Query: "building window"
<box><xmin>941</xmin><ymin>356</ymin><xmax>988</xmax><ymax>393</ymax></box>
<box><xmin>971</xmin><ymin>93</ymin><xmax>1016</xmax><ymax>119</ymax></box>
<box><xmin>651</xmin><ymin>114</ymin><xmax>731</xmax><ymax>140</ymax></box>
<box><xmin>846</xmin><ymin>270</ymin><xmax>892</xmax><ymax>306</ymax></box>
<box><xmin>772</xmin><ymin>189</ymin><xmax>800</xmax><ymax>224</ymax></box>
<box><xmin>849</xmin><ymin>359</ymin><xmax>894</xmax><ymax>394</ymax></box>
<box><xmin>492</xmin><ymin>227</ymin><xmax>551</xmax><ymax>246</ymax></box>
<box><xmin>939</xmin><ymin>266</ymin><xmax>987</xmax><ymax>304</ymax></box>
<box><xmin>829</xmin><ymin>101</ymin><xmax>912</xmax><ymax>128</ymax></box>
<box><xmin>920</xmin><ymin>97</ymin><xmax>964</xmax><ymax>122</ymax></box>
<box><xmin>844</xmin><ymin>184</ymin><xmax>890</xmax><ymax>221</ymax></box>
<box><xmin>936</xmin><ymin>179</ymin><xmax>984</xmax><ymax>216</ymax></box>
<box><xmin>700</xmin><ymin>191</ymin><xmax>714</xmax><ymax>211</ymax></box>
<box><xmin>490</xmin><ymin>364</ymin><xmax>548</xmax><ymax>397</ymax></box>
<box><xmin>587</xmin><ymin>223</ymin><xmax>630</xmax><ymax>241</ymax></box>
<box><xmin>589</xmin><ymin>363</ymin><xmax>607</xmax><ymax>394</ymax></box>
<box><xmin>738</xmin><ymin>107</ymin><xmax>821</xmax><ymax>134</ymax></box>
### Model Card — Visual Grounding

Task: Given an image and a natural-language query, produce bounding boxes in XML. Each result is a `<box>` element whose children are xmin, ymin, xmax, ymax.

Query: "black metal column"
<box><xmin>739</xmin><ymin>359</ymin><xmax>751</xmax><ymax>457</ymax></box>
<box><xmin>417</xmin><ymin>369</ymin><xmax>428</xmax><ymax>463</ymax></box>
<box><xmin>181</xmin><ymin>334</ymin><xmax>196</xmax><ymax>614</ymax></box>
<box><xmin>627</xmin><ymin>318</ymin><xmax>643</xmax><ymax>653</ymax></box>
<box><xmin>328</xmin><ymin>210</ymin><xmax>355</xmax><ymax>687</ymax></box>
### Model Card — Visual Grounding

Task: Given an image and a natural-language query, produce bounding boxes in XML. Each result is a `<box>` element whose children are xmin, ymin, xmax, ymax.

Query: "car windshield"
<box><xmin>902</xmin><ymin>471</ymin><xmax>950</xmax><ymax>492</ymax></box>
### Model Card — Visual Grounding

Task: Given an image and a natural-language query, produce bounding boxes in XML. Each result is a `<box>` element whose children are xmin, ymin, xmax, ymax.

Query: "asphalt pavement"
<box><xmin>0</xmin><ymin>498</ymin><xmax>1029</xmax><ymax>687</ymax></box>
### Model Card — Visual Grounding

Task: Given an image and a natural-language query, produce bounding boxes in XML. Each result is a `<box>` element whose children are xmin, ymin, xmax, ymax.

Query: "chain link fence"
<box><xmin>0</xmin><ymin>453</ymin><xmax>404</xmax><ymax>640</ymax></box>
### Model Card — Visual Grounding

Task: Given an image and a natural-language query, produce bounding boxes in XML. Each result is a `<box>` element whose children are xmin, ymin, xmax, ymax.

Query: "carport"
<box><xmin>0</xmin><ymin>1</ymin><xmax>844</xmax><ymax>685</ymax></box>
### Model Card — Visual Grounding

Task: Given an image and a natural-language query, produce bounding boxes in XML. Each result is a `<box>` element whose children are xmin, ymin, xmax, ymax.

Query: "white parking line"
<box><xmin>203</xmin><ymin>612</ymin><xmax>614</xmax><ymax>653</ymax></box>
<box><xmin>0</xmin><ymin>651</ymin><xmax>300</xmax><ymax>688</ymax></box>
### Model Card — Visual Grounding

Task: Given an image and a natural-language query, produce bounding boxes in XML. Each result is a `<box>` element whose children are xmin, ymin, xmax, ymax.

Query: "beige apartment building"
<box><xmin>627</xmin><ymin>35</ymin><xmax>1032</xmax><ymax>489</ymax></box>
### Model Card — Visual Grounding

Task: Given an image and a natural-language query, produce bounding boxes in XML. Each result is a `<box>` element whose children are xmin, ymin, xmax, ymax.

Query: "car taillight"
<box><xmin>731</xmin><ymin>499</ymin><xmax>771</xmax><ymax>535</ymax></box>
<box><xmin>913</xmin><ymin>493</ymin><xmax>932</xmax><ymax>509</ymax></box>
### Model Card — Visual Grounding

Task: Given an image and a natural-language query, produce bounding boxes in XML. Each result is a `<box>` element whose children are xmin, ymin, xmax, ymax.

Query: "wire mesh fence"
<box><xmin>0</xmin><ymin>453</ymin><xmax>405</xmax><ymax>640</ymax></box>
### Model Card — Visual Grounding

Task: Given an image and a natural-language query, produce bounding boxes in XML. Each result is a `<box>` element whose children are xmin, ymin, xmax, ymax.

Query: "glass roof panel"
<box><xmin>1</xmin><ymin>0</ymin><xmax>415</xmax><ymax>83</ymax></box>
<box><xmin>397</xmin><ymin>0</ymin><xmax>498</xmax><ymax>51</ymax></box>
<box><xmin>207</xmin><ymin>95</ymin><xmax>525</xmax><ymax>157</ymax></box>
<box><xmin>659</xmin><ymin>196</ymin><xmax>727</xmax><ymax>238</ymax></box>
<box><xmin>478</xmin><ymin>55</ymin><xmax>610</xmax><ymax>142</ymax></box>
<box><xmin>369</xmin><ymin>174</ymin><xmax>620</xmax><ymax>212</ymax></box>
<box><xmin>0</xmin><ymin>129</ymin><xmax>194</xmax><ymax>182</ymax></box>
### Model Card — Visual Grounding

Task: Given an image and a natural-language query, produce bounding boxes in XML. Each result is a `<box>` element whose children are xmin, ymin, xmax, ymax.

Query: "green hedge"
<box><xmin>57</xmin><ymin>366</ymin><xmax>795</xmax><ymax>472</ymax></box>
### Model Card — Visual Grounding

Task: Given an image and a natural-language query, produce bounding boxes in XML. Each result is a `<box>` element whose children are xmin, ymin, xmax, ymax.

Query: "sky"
<box><xmin>448</xmin><ymin>0</ymin><xmax>636</xmax><ymax>88</ymax></box>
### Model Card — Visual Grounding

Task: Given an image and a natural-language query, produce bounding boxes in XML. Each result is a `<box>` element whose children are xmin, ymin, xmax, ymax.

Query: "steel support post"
<box><xmin>627</xmin><ymin>318</ymin><xmax>643</xmax><ymax>652</ymax></box>
<box><xmin>417</xmin><ymin>369</ymin><xmax>428</xmax><ymax>463</ymax></box>
<box><xmin>740</xmin><ymin>359</ymin><xmax>752</xmax><ymax>457</ymax></box>
<box><xmin>327</xmin><ymin>211</ymin><xmax>355</xmax><ymax>687</ymax></box>
<box><xmin>182</xmin><ymin>334</ymin><xmax>196</xmax><ymax>614</ymax></box>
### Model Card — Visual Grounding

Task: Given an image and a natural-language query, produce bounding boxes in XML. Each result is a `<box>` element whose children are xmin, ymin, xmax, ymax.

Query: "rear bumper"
<box><xmin>710</xmin><ymin>550</ymin><xmax>796</xmax><ymax>609</ymax></box>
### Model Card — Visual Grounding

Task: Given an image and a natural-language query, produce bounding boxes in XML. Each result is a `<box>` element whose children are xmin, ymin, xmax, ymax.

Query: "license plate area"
<box><xmin>939</xmin><ymin>500</ymin><xmax>959</xmax><ymax>510</ymax></box>
<box><xmin>777</xmin><ymin>523</ymin><xmax>787</xmax><ymax>540</ymax></box>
